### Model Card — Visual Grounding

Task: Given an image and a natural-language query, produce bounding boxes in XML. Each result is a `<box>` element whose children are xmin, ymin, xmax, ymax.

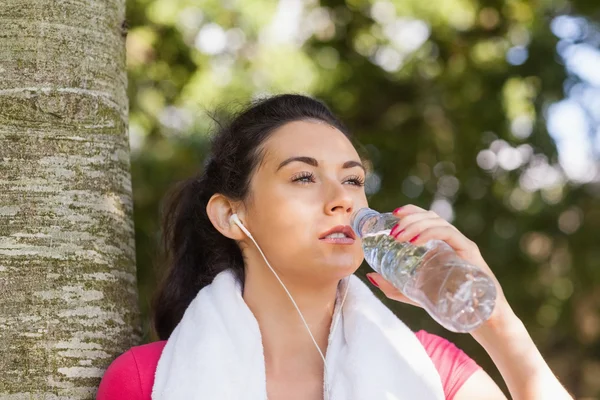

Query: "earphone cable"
<box><xmin>233</xmin><ymin>215</ymin><xmax>351</xmax><ymax>400</ymax></box>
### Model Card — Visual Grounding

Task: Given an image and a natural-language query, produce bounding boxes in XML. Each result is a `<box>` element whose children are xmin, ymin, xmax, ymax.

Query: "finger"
<box><xmin>389</xmin><ymin>213</ymin><xmax>441</xmax><ymax>237</ymax></box>
<box><xmin>366</xmin><ymin>273</ymin><xmax>420</xmax><ymax>306</ymax></box>
<box><xmin>393</xmin><ymin>204</ymin><xmax>428</xmax><ymax>217</ymax></box>
<box><xmin>392</xmin><ymin>217</ymin><xmax>459</xmax><ymax>243</ymax></box>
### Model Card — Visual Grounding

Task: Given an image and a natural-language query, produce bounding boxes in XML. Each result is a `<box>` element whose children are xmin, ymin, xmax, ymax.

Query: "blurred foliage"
<box><xmin>126</xmin><ymin>0</ymin><xmax>600</xmax><ymax>396</ymax></box>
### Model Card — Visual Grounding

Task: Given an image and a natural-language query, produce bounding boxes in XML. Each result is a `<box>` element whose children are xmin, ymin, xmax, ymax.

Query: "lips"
<box><xmin>319</xmin><ymin>225</ymin><xmax>356</xmax><ymax>240</ymax></box>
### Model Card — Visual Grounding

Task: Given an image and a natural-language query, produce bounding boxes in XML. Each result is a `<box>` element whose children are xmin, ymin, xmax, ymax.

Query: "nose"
<box><xmin>324</xmin><ymin>182</ymin><xmax>354</xmax><ymax>216</ymax></box>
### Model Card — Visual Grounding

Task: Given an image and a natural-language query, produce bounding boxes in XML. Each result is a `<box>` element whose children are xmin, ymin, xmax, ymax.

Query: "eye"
<box><xmin>291</xmin><ymin>171</ymin><xmax>316</xmax><ymax>184</ymax></box>
<box><xmin>344</xmin><ymin>175</ymin><xmax>365</xmax><ymax>187</ymax></box>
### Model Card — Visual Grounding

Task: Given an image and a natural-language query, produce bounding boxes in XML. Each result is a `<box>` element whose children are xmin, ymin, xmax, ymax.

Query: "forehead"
<box><xmin>260</xmin><ymin>120</ymin><xmax>360</xmax><ymax>167</ymax></box>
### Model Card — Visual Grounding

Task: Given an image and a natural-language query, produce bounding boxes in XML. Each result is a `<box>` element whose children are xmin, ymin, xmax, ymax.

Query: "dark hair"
<box><xmin>152</xmin><ymin>94</ymin><xmax>353</xmax><ymax>340</ymax></box>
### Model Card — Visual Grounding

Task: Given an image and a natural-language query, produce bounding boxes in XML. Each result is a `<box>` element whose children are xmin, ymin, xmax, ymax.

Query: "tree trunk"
<box><xmin>0</xmin><ymin>1</ymin><xmax>140</xmax><ymax>398</ymax></box>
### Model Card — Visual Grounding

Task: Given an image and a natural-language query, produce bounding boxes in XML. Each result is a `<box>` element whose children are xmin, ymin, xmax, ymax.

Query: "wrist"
<box><xmin>471</xmin><ymin>302</ymin><xmax>526</xmax><ymax>345</ymax></box>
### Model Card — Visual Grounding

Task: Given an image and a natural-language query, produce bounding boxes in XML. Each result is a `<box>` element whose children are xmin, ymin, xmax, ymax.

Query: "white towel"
<box><xmin>152</xmin><ymin>269</ymin><xmax>445</xmax><ymax>400</ymax></box>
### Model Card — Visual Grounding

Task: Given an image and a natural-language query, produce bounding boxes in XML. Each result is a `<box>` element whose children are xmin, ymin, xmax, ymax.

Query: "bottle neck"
<box><xmin>351</xmin><ymin>207</ymin><xmax>380</xmax><ymax>238</ymax></box>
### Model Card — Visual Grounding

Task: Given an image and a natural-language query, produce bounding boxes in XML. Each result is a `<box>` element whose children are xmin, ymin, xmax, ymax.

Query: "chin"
<box><xmin>323</xmin><ymin>258</ymin><xmax>361</xmax><ymax>279</ymax></box>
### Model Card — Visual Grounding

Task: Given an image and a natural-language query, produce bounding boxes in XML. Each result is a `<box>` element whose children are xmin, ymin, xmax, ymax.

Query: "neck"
<box><xmin>242</xmin><ymin>261</ymin><xmax>340</xmax><ymax>375</ymax></box>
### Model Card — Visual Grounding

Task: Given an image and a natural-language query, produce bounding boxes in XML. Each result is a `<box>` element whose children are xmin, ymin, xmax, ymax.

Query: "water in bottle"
<box><xmin>351</xmin><ymin>207</ymin><xmax>497</xmax><ymax>332</ymax></box>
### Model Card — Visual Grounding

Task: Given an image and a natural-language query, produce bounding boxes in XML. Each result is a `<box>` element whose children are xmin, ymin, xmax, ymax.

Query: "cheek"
<box><xmin>253</xmin><ymin>182</ymin><xmax>319</xmax><ymax>233</ymax></box>
<box><xmin>262</xmin><ymin>207</ymin><xmax>316</xmax><ymax>247</ymax></box>
<box><xmin>249</xmin><ymin>192</ymin><xmax>317</xmax><ymax>248</ymax></box>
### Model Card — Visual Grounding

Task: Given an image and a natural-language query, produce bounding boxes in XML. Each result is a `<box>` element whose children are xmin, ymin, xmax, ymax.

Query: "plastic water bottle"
<box><xmin>351</xmin><ymin>207</ymin><xmax>497</xmax><ymax>332</ymax></box>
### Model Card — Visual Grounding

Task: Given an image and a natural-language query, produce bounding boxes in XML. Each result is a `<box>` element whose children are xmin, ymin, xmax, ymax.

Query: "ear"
<box><xmin>206</xmin><ymin>193</ymin><xmax>246</xmax><ymax>240</ymax></box>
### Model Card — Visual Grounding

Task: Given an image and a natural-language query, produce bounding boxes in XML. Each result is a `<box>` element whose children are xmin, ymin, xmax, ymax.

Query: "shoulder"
<box><xmin>97</xmin><ymin>341</ymin><xmax>167</xmax><ymax>400</ymax></box>
<box><xmin>415</xmin><ymin>329</ymin><xmax>465</xmax><ymax>354</ymax></box>
<box><xmin>414</xmin><ymin>330</ymin><xmax>481</xmax><ymax>400</ymax></box>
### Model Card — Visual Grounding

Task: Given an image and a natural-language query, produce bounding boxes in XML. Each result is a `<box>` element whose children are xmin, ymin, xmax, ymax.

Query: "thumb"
<box><xmin>366</xmin><ymin>273</ymin><xmax>420</xmax><ymax>307</ymax></box>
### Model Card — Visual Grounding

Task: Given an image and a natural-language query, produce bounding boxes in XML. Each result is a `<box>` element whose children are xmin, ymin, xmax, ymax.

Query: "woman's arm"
<box><xmin>451</xmin><ymin>303</ymin><xmax>574</xmax><ymax>400</ymax></box>
<box><xmin>466</xmin><ymin>304</ymin><xmax>573</xmax><ymax>400</ymax></box>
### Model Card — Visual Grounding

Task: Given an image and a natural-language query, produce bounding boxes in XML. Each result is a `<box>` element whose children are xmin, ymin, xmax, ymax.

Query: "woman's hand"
<box><xmin>365</xmin><ymin>204</ymin><xmax>511</xmax><ymax>327</ymax></box>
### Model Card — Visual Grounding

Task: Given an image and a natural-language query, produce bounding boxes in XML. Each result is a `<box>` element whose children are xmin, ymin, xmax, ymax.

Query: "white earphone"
<box><xmin>229</xmin><ymin>213</ymin><xmax>253</xmax><ymax>238</ymax></box>
<box><xmin>228</xmin><ymin>213</ymin><xmax>350</xmax><ymax>400</ymax></box>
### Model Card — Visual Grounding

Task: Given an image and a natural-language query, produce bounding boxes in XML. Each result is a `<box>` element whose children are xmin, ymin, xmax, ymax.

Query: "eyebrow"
<box><xmin>276</xmin><ymin>156</ymin><xmax>366</xmax><ymax>174</ymax></box>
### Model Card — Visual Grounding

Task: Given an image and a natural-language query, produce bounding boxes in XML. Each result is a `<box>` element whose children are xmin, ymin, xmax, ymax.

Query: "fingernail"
<box><xmin>366</xmin><ymin>275</ymin><xmax>379</xmax><ymax>287</ymax></box>
<box><xmin>393</xmin><ymin>207</ymin><xmax>403</xmax><ymax>214</ymax></box>
<box><xmin>409</xmin><ymin>235</ymin><xmax>420</xmax><ymax>243</ymax></box>
<box><xmin>389</xmin><ymin>224</ymin><xmax>401</xmax><ymax>236</ymax></box>
<box><xmin>393</xmin><ymin>229</ymin><xmax>405</xmax><ymax>238</ymax></box>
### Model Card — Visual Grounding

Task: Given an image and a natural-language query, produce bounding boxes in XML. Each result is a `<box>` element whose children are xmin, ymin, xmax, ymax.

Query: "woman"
<box><xmin>97</xmin><ymin>94</ymin><xmax>572</xmax><ymax>399</ymax></box>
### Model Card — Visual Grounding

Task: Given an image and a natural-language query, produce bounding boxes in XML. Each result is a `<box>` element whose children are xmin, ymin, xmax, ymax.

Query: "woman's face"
<box><xmin>242</xmin><ymin>120</ymin><xmax>368</xmax><ymax>286</ymax></box>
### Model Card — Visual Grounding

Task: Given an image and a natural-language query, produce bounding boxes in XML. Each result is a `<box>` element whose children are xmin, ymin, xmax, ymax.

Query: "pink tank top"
<box><xmin>97</xmin><ymin>330</ymin><xmax>479</xmax><ymax>399</ymax></box>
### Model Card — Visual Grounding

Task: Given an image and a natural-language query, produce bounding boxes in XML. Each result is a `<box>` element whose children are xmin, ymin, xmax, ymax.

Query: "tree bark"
<box><xmin>0</xmin><ymin>0</ymin><xmax>139</xmax><ymax>398</ymax></box>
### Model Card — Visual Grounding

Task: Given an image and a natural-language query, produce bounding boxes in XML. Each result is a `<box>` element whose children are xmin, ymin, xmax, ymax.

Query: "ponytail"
<box><xmin>151</xmin><ymin>173</ymin><xmax>244</xmax><ymax>340</ymax></box>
